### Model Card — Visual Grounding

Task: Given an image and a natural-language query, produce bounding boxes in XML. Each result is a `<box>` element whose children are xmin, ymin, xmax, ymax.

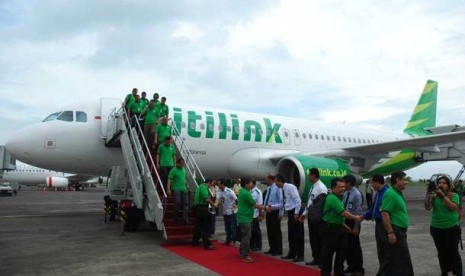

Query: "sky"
<box><xmin>1</xmin><ymin>0</ymin><xmax>465</xmax><ymax>179</ymax></box>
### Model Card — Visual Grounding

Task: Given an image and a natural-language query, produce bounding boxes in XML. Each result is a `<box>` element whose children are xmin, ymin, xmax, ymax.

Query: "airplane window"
<box><xmin>200</xmin><ymin>123</ymin><xmax>205</xmax><ymax>130</ymax></box>
<box><xmin>315</xmin><ymin>134</ymin><xmax>318</xmax><ymax>140</ymax></box>
<box><xmin>251</xmin><ymin>128</ymin><xmax>256</xmax><ymax>134</ymax></box>
<box><xmin>190</xmin><ymin>122</ymin><xmax>195</xmax><ymax>129</ymax></box>
<box><xmin>284</xmin><ymin>131</ymin><xmax>289</xmax><ymax>137</ymax></box>
<box><xmin>353</xmin><ymin>137</ymin><xmax>357</xmax><ymax>143</ymax></box>
<box><xmin>327</xmin><ymin>135</ymin><xmax>330</xmax><ymax>140</ymax></box>
<box><xmin>338</xmin><ymin>136</ymin><xmax>341</xmax><ymax>142</ymax></box>
<box><xmin>363</xmin><ymin>139</ymin><xmax>366</xmax><ymax>143</ymax></box>
<box><xmin>228</xmin><ymin>126</ymin><xmax>232</xmax><ymax>132</ymax></box>
<box><xmin>76</xmin><ymin>111</ymin><xmax>87</xmax><ymax>122</ymax></box>
<box><xmin>259</xmin><ymin>129</ymin><xmax>263</xmax><ymax>135</ymax></box>
<box><xmin>244</xmin><ymin>127</ymin><xmax>248</xmax><ymax>134</ymax></box>
<box><xmin>308</xmin><ymin>133</ymin><xmax>312</xmax><ymax>139</ymax></box>
<box><xmin>234</xmin><ymin>126</ymin><xmax>239</xmax><ymax>133</ymax></box>
<box><xmin>295</xmin><ymin>132</ymin><xmax>299</xmax><ymax>138</ymax></box>
<box><xmin>42</xmin><ymin>111</ymin><xmax>62</xmax><ymax>122</ymax></box>
<box><xmin>57</xmin><ymin>111</ymin><xmax>73</xmax><ymax>122</ymax></box>
<box><xmin>343</xmin><ymin>137</ymin><xmax>346</xmax><ymax>142</ymax></box>
<box><xmin>321</xmin><ymin>135</ymin><xmax>325</xmax><ymax>140</ymax></box>
<box><xmin>303</xmin><ymin>133</ymin><xmax>307</xmax><ymax>139</ymax></box>
<box><xmin>208</xmin><ymin>124</ymin><xmax>214</xmax><ymax>131</ymax></box>
<box><xmin>348</xmin><ymin>137</ymin><xmax>352</xmax><ymax>143</ymax></box>
<box><xmin>218</xmin><ymin>125</ymin><xmax>223</xmax><ymax>131</ymax></box>
<box><xmin>181</xmin><ymin>122</ymin><xmax>186</xmax><ymax>128</ymax></box>
<box><xmin>358</xmin><ymin>138</ymin><xmax>361</xmax><ymax>143</ymax></box>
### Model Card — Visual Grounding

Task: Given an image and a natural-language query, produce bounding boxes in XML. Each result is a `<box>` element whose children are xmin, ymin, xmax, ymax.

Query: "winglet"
<box><xmin>403</xmin><ymin>80</ymin><xmax>437</xmax><ymax>136</ymax></box>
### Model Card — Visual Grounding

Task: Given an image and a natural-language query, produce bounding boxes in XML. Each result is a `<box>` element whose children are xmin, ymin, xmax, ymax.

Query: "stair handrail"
<box><xmin>169</xmin><ymin>119</ymin><xmax>205</xmax><ymax>185</ymax></box>
<box><xmin>132</xmin><ymin>113</ymin><xmax>167</xmax><ymax>199</ymax></box>
<box><xmin>120</xmin><ymin>107</ymin><xmax>167</xmax><ymax>199</ymax></box>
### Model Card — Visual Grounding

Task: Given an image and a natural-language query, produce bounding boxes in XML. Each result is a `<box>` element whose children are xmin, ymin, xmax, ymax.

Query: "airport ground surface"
<box><xmin>1</xmin><ymin>185</ymin><xmax>464</xmax><ymax>276</ymax></box>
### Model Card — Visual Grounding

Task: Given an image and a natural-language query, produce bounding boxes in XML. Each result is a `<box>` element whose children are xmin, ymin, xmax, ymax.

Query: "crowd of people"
<box><xmin>122</xmin><ymin>89</ymin><xmax>463</xmax><ymax>276</ymax></box>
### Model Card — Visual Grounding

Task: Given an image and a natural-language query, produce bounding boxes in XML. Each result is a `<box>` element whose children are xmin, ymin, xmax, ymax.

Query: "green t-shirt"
<box><xmin>156</xmin><ymin>124</ymin><xmax>172</xmax><ymax>143</ymax></box>
<box><xmin>322</xmin><ymin>193</ymin><xmax>345</xmax><ymax>225</ymax></box>
<box><xmin>157</xmin><ymin>144</ymin><xmax>175</xmax><ymax>167</ymax></box>
<box><xmin>168</xmin><ymin>166</ymin><xmax>187</xmax><ymax>192</ymax></box>
<box><xmin>129</xmin><ymin>101</ymin><xmax>143</xmax><ymax>114</ymax></box>
<box><xmin>124</xmin><ymin>94</ymin><xmax>135</xmax><ymax>109</ymax></box>
<box><xmin>158</xmin><ymin>103</ymin><xmax>169</xmax><ymax>118</ymax></box>
<box><xmin>431</xmin><ymin>192</ymin><xmax>460</xmax><ymax>229</ymax></box>
<box><xmin>194</xmin><ymin>183</ymin><xmax>209</xmax><ymax>206</ymax></box>
<box><xmin>140</xmin><ymin>98</ymin><xmax>149</xmax><ymax>110</ymax></box>
<box><xmin>380</xmin><ymin>187</ymin><xmax>409</xmax><ymax>229</ymax></box>
<box><xmin>144</xmin><ymin>106</ymin><xmax>158</xmax><ymax>125</ymax></box>
<box><xmin>237</xmin><ymin>188</ymin><xmax>255</xmax><ymax>224</ymax></box>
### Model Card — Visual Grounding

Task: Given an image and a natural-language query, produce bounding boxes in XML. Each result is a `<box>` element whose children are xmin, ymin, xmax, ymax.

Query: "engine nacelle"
<box><xmin>46</xmin><ymin>177</ymin><xmax>69</xmax><ymax>188</ymax></box>
<box><xmin>276</xmin><ymin>155</ymin><xmax>352</xmax><ymax>202</ymax></box>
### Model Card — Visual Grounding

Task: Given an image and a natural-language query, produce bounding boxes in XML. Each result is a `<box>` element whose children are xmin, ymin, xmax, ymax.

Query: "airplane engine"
<box><xmin>276</xmin><ymin>155</ymin><xmax>355</xmax><ymax>202</ymax></box>
<box><xmin>46</xmin><ymin>177</ymin><xmax>69</xmax><ymax>188</ymax></box>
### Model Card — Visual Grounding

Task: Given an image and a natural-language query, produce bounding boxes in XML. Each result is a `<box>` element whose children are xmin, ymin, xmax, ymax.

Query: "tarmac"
<box><xmin>0</xmin><ymin>185</ymin><xmax>464</xmax><ymax>276</ymax></box>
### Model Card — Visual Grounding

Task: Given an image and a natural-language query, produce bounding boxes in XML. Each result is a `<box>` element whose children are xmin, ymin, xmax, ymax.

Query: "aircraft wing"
<box><xmin>342</xmin><ymin>130</ymin><xmax>465</xmax><ymax>155</ymax></box>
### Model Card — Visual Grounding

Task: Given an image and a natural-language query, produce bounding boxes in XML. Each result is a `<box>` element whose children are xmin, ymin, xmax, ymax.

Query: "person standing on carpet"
<box><xmin>215</xmin><ymin>179</ymin><xmax>238</xmax><ymax>245</ymax></box>
<box><xmin>275</xmin><ymin>174</ymin><xmax>305</xmax><ymax>263</ymax></box>
<box><xmin>250</xmin><ymin>179</ymin><xmax>263</xmax><ymax>251</ymax></box>
<box><xmin>192</xmin><ymin>179</ymin><xmax>216</xmax><ymax>250</ymax></box>
<box><xmin>264</xmin><ymin>174</ymin><xmax>284</xmax><ymax>256</ymax></box>
<box><xmin>238</xmin><ymin>178</ymin><xmax>263</xmax><ymax>263</ymax></box>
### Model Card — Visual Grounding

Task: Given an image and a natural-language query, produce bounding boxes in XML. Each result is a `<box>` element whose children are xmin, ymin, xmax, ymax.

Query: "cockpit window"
<box><xmin>57</xmin><ymin>111</ymin><xmax>73</xmax><ymax>122</ymax></box>
<box><xmin>76</xmin><ymin>111</ymin><xmax>87</xmax><ymax>122</ymax></box>
<box><xmin>42</xmin><ymin>112</ymin><xmax>62</xmax><ymax>122</ymax></box>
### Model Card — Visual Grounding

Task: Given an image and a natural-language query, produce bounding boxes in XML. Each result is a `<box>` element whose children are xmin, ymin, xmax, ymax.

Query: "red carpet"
<box><xmin>163</xmin><ymin>242</ymin><xmax>320</xmax><ymax>276</ymax></box>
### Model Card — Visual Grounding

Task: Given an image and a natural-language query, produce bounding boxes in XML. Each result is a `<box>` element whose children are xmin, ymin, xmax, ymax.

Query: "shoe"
<box><xmin>228</xmin><ymin>241</ymin><xmax>235</xmax><ymax>246</ymax></box>
<box><xmin>281</xmin><ymin>254</ymin><xmax>296</xmax><ymax>260</ymax></box>
<box><xmin>264</xmin><ymin>249</ymin><xmax>273</xmax><ymax>254</ymax></box>
<box><xmin>306</xmin><ymin>260</ymin><xmax>321</xmax><ymax>266</ymax></box>
<box><xmin>271</xmin><ymin>252</ymin><xmax>281</xmax><ymax>256</ymax></box>
<box><xmin>242</xmin><ymin>256</ymin><xmax>255</xmax><ymax>263</ymax></box>
<box><xmin>205</xmin><ymin>245</ymin><xmax>215</xmax><ymax>250</ymax></box>
<box><xmin>293</xmin><ymin>257</ymin><xmax>304</xmax><ymax>263</ymax></box>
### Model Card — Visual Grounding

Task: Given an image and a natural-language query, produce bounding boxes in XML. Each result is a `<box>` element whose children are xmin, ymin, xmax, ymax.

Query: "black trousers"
<box><xmin>159</xmin><ymin>166</ymin><xmax>172</xmax><ymax>189</ymax></box>
<box><xmin>375</xmin><ymin>220</ymin><xmax>385</xmax><ymax>266</ymax></box>
<box><xmin>366</xmin><ymin>193</ymin><xmax>373</xmax><ymax>208</ymax></box>
<box><xmin>376</xmin><ymin>226</ymin><xmax>414</xmax><ymax>276</ymax></box>
<box><xmin>345</xmin><ymin>219</ymin><xmax>364</xmax><ymax>272</ymax></box>
<box><xmin>287</xmin><ymin>209</ymin><xmax>304</xmax><ymax>258</ymax></box>
<box><xmin>320</xmin><ymin>222</ymin><xmax>347</xmax><ymax>276</ymax></box>
<box><xmin>250</xmin><ymin>217</ymin><xmax>262</xmax><ymax>250</ymax></box>
<box><xmin>266</xmin><ymin>210</ymin><xmax>282</xmax><ymax>254</ymax></box>
<box><xmin>308</xmin><ymin>219</ymin><xmax>323</xmax><ymax>262</ymax></box>
<box><xmin>430</xmin><ymin>225</ymin><xmax>462</xmax><ymax>276</ymax></box>
<box><xmin>192</xmin><ymin>205</ymin><xmax>211</xmax><ymax>248</ymax></box>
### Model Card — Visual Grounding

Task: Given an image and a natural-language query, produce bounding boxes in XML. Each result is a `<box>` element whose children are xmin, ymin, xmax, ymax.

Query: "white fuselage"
<box><xmin>5</xmin><ymin>100</ymin><xmax>406</xmax><ymax>178</ymax></box>
<box><xmin>1</xmin><ymin>166</ymin><xmax>68</xmax><ymax>186</ymax></box>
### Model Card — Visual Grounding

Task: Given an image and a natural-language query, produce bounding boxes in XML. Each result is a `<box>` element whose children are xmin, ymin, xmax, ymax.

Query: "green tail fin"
<box><xmin>403</xmin><ymin>80</ymin><xmax>437</xmax><ymax>136</ymax></box>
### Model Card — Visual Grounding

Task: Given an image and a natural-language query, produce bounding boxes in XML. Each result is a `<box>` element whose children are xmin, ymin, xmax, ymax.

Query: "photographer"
<box><xmin>424</xmin><ymin>175</ymin><xmax>462</xmax><ymax>276</ymax></box>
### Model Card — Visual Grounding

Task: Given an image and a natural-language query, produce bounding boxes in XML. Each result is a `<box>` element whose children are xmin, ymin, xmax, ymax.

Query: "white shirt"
<box><xmin>302</xmin><ymin>179</ymin><xmax>328</xmax><ymax>216</ymax></box>
<box><xmin>251</xmin><ymin>186</ymin><xmax>263</xmax><ymax>218</ymax></box>
<box><xmin>216</xmin><ymin>187</ymin><xmax>237</xmax><ymax>215</ymax></box>
<box><xmin>282</xmin><ymin>183</ymin><xmax>301</xmax><ymax>214</ymax></box>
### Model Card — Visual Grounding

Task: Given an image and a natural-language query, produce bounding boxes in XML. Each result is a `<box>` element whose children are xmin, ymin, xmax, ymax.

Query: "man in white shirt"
<box><xmin>215</xmin><ymin>179</ymin><xmax>238</xmax><ymax>245</ymax></box>
<box><xmin>300</xmin><ymin>168</ymin><xmax>328</xmax><ymax>267</ymax></box>
<box><xmin>250</xmin><ymin>180</ymin><xmax>263</xmax><ymax>251</ymax></box>
<box><xmin>275</xmin><ymin>174</ymin><xmax>304</xmax><ymax>263</ymax></box>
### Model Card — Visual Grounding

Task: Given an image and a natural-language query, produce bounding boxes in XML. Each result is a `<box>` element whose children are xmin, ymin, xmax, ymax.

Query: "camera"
<box><xmin>427</xmin><ymin>180</ymin><xmax>437</xmax><ymax>193</ymax></box>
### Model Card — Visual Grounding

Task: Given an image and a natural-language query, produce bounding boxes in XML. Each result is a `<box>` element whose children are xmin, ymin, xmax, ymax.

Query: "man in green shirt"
<box><xmin>167</xmin><ymin>158</ymin><xmax>188</xmax><ymax>224</ymax></box>
<box><xmin>192</xmin><ymin>179</ymin><xmax>216</xmax><ymax>250</ymax></box>
<box><xmin>141</xmin><ymin>100</ymin><xmax>158</xmax><ymax>148</ymax></box>
<box><xmin>320</xmin><ymin>178</ymin><xmax>363</xmax><ymax>276</ymax></box>
<box><xmin>154</xmin><ymin>117</ymin><xmax>172</xmax><ymax>149</ymax></box>
<box><xmin>128</xmin><ymin>95</ymin><xmax>143</xmax><ymax>127</ymax></box>
<box><xmin>158</xmin><ymin>96</ymin><xmax>169</xmax><ymax>119</ymax></box>
<box><xmin>158</xmin><ymin>136</ymin><xmax>176</xmax><ymax>192</ymax></box>
<box><xmin>424</xmin><ymin>175</ymin><xmax>462</xmax><ymax>276</ymax></box>
<box><xmin>140</xmin><ymin>91</ymin><xmax>149</xmax><ymax>110</ymax></box>
<box><xmin>123</xmin><ymin>88</ymin><xmax>138</xmax><ymax>110</ymax></box>
<box><xmin>237</xmin><ymin>179</ymin><xmax>263</xmax><ymax>263</ymax></box>
<box><xmin>378</xmin><ymin>171</ymin><xmax>414</xmax><ymax>276</ymax></box>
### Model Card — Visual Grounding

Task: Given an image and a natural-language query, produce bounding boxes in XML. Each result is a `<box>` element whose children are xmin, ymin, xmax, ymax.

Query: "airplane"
<box><xmin>5</xmin><ymin>80</ymin><xmax>465</xmax><ymax>200</ymax></box>
<box><xmin>1</xmin><ymin>163</ymin><xmax>105</xmax><ymax>190</ymax></box>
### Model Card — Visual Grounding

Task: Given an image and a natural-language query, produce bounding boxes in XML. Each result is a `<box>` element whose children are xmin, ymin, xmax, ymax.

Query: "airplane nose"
<box><xmin>5</xmin><ymin>127</ymin><xmax>36</xmax><ymax>162</ymax></box>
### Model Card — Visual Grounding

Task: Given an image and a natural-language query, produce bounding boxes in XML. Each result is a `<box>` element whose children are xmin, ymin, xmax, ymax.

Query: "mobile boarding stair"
<box><xmin>104</xmin><ymin>106</ymin><xmax>205</xmax><ymax>240</ymax></box>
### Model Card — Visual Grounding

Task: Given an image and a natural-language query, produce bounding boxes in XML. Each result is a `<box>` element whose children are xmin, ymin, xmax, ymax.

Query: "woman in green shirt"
<box><xmin>425</xmin><ymin>175</ymin><xmax>462</xmax><ymax>276</ymax></box>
